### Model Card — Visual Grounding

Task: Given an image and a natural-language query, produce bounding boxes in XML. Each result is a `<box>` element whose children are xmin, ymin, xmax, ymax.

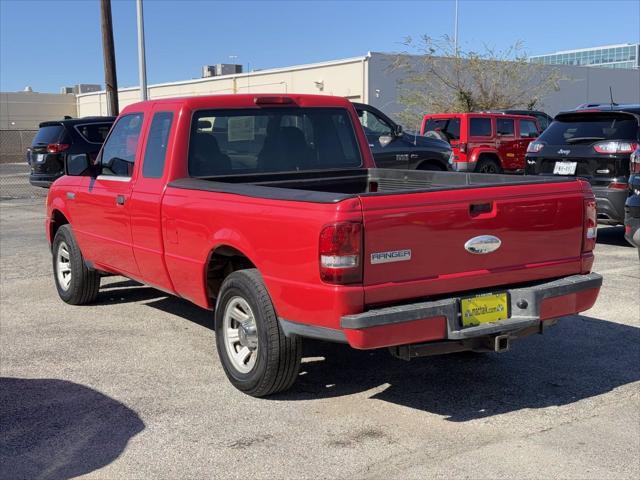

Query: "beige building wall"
<box><xmin>76</xmin><ymin>57</ymin><xmax>368</xmax><ymax>117</ymax></box>
<box><xmin>0</xmin><ymin>92</ymin><xmax>77</xmax><ymax>129</ymax></box>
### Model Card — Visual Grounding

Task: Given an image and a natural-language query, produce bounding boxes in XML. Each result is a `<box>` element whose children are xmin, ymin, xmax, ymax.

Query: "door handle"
<box><xmin>116</xmin><ymin>195</ymin><xmax>126</xmax><ymax>205</ymax></box>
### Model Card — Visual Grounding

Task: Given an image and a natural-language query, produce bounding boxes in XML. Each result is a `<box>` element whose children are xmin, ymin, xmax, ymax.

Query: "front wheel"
<box><xmin>52</xmin><ymin>225</ymin><xmax>100</xmax><ymax>305</ymax></box>
<box><xmin>215</xmin><ymin>269</ymin><xmax>302</xmax><ymax>397</ymax></box>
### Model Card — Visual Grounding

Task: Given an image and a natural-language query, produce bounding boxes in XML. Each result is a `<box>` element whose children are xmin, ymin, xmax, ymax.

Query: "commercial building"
<box><xmin>0</xmin><ymin>90</ymin><xmax>77</xmax><ymax>130</ymax></box>
<box><xmin>76</xmin><ymin>52</ymin><xmax>640</xmax><ymax>121</ymax></box>
<box><xmin>530</xmin><ymin>44</ymin><xmax>640</xmax><ymax>70</ymax></box>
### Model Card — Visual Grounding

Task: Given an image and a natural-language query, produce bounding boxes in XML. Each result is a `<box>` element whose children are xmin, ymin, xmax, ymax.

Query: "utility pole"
<box><xmin>136</xmin><ymin>0</ymin><xmax>148</xmax><ymax>101</ymax></box>
<box><xmin>100</xmin><ymin>0</ymin><xmax>119</xmax><ymax>115</ymax></box>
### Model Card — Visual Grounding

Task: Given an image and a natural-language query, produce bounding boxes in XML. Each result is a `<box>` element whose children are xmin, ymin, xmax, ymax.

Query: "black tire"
<box><xmin>215</xmin><ymin>269</ymin><xmax>302</xmax><ymax>397</ymax></box>
<box><xmin>417</xmin><ymin>161</ymin><xmax>445</xmax><ymax>171</ymax></box>
<box><xmin>52</xmin><ymin>225</ymin><xmax>100</xmax><ymax>305</ymax></box>
<box><xmin>475</xmin><ymin>157</ymin><xmax>503</xmax><ymax>174</ymax></box>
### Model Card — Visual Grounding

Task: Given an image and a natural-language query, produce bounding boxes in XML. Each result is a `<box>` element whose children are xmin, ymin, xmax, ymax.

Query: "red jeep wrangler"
<box><xmin>421</xmin><ymin>112</ymin><xmax>541</xmax><ymax>173</ymax></box>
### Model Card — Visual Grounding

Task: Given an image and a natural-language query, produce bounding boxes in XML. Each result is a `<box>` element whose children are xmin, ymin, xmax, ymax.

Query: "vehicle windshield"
<box><xmin>539</xmin><ymin>114</ymin><xmax>638</xmax><ymax>145</ymax></box>
<box><xmin>189</xmin><ymin>108</ymin><xmax>361</xmax><ymax>176</ymax></box>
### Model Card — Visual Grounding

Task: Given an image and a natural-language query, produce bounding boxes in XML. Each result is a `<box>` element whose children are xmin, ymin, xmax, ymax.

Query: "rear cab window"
<box><xmin>188</xmin><ymin>108</ymin><xmax>361</xmax><ymax>176</ymax></box>
<box><xmin>539</xmin><ymin>113</ymin><xmax>639</xmax><ymax>145</ymax></box>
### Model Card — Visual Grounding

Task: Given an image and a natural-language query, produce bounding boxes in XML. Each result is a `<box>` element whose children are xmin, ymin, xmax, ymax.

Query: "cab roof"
<box><xmin>121</xmin><ymin>94</ymin><xmax>355</xmax><ymax>114</ymax></box>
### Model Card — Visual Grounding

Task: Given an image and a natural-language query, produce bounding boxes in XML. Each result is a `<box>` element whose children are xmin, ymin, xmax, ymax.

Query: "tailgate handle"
<box><xmin>470</xmin><ymin>202</ymin><xmax>493</xmax><ymax>216</ymax></box>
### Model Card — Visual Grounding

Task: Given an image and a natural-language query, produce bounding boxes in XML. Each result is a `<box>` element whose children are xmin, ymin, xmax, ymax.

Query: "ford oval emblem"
<box><xmin>464</xmin><ymin>235</ymin><xmax>502</xmax><ymax>254</ymax></box>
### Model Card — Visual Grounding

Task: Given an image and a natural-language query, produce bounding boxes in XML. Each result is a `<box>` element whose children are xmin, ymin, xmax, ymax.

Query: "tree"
<box><xmin>392</xmin><ymin>35</ymin><xmax>564</xmax><ymax>127</ymax></box>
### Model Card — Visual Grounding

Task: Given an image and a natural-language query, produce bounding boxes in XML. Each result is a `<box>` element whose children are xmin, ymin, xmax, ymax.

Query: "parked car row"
<box><xmin>28</xmin><ymin>102</ymin><xmax>639</xmax><ymax>249</ymax></box>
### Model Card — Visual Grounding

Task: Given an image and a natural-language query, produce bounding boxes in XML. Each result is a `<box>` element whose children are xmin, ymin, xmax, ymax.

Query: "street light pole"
<box><xmin>454</xmin><ymin>0</ymin><xmax>459</xmax><ymax>56</ymax></box>
<box><xmin>100</xmin><ymin>0</ymin><xmax>119</xmax><ymax>115</ymax></box>
<box><xmin>136</xmin><ymin>0</ymin><xmax>148</xmax><ymax>101</ymax></box>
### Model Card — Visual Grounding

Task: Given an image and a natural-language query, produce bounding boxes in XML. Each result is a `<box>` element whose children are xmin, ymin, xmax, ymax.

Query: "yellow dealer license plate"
<box><xmin>461</xmin><ymin>292</ymin><xmax>509</xmax><ymax>328</ymax></box>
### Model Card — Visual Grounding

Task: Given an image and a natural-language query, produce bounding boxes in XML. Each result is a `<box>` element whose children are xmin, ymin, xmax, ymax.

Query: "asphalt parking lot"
<box><xmin>1</xmin><ymin>193</ymin><xmax>638</xmax><ymax>479</ymax></box>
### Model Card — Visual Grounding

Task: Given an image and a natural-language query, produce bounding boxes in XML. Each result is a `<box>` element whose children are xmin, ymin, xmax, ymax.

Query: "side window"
<box><xmin>519</xmin><ymin>119</ymin><xmax>539</xmax><ymax>138</ymax></box>
<box><xmin>425</xmin><ymin>118</ymin><xmax>460</xmax><ymax>140</ymax></box>
<box><xmin>101</xmin><ymin>113</ymin><xmax>144</xmax><ymax>177</ymax></box>
<box><xmin>76</xmin><ymin>123</ymin><xmax>112</xmax><ymax>143</ymax></box>
<box><xmin>536</xmin><ymin>114</ymin><xmax>550</xmax><ymax>130</ymax></box>
<box><xmin>496</xmin><ymin>118</ymin><xmax>515</xmax><ymax>136</ymax></box>
<box><xmin>358</xmin><ymin>110</ymin><xmax>393</xmax><ymax>136</ymax></box>
<box><xmin>469</xmin><ymin>118</ymin><xmax>492</xmax><ymax>137</ymax></box>
<box><xmin>143</xmin><ymin>112</ymin><xmax>174</xmax><ymax>178</ymax></box>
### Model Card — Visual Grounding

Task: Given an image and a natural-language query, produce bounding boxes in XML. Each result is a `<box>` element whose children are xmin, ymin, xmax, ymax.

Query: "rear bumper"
<box><xmin>592</xmin><ymin>185</ymin><xmax>628</xmax><ymax>224</ymax></box>
<box><xmin>340</xmin><ymin>273</ymin><xmax>602</xmax><ymax>349</ymax></box>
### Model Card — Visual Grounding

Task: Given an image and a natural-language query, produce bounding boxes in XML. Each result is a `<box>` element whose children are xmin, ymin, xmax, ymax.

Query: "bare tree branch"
<box><xmin>392</xmin><ymin>36</ymin><xmax>566</xmax><ymax>127</ymax></box>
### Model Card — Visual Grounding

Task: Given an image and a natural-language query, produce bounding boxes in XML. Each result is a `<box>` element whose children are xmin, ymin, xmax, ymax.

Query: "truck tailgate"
<box><xmin>360</xmin><ymin>181</ymin><xmax>586</xmax><ymax>305</ymax></box>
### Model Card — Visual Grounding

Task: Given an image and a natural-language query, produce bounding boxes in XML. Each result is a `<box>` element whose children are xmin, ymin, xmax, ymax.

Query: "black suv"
<box><xmin>525</xmin><ymin>106</ymin><xmax>639</xmax><ymax>225</ymax></box>
<box><xmin>27</xmin><ymin>116</ymin><xmax>115</xmax><ymax>187</ymax></box>
<box><xmin>353</xmin><ymin>103</ymin><xmax>452</xmax><ymax>171</ymax></box>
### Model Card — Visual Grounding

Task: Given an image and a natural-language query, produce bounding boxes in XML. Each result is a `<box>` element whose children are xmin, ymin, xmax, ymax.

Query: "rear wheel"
<box><xmin>52</xmin><ymin>225</ymin><xmax>100</xmax><ymax>305</ymax></box>
<box><xmin>215</xmin><ymin>269</ymin><xmax>302</xmax><ymax>397</ymax></box>
<box><xmin>476</xmin><ymin>157</ymin><xmax>503</xmax><ymax>174</ymax></box>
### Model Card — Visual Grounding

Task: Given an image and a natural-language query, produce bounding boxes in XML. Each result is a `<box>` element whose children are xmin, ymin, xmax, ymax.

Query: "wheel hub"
<box><xmin>238</xmin><ymin>321</ymin><xmax>258</xmax><ymax>350</ymax></box>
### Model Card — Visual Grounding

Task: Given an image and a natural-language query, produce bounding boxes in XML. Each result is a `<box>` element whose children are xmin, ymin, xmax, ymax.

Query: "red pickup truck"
<box><xmin>46</xmin><ymin>94</ymin><xmax>602</xmax><ymax>397</ymax></box>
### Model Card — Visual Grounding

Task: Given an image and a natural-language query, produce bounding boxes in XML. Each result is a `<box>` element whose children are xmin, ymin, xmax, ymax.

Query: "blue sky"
<box><xmin>1</xmin><ymin>0</ymin><xmax>639</xmax><ymax>93</ymax></box>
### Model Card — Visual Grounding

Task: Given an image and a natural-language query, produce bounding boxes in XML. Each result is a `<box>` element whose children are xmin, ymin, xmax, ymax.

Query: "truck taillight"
<box><xmin>319</xmin><ymin>222</ymin><xmax>362</xmax><ymax>284</ymax></box>
<box><xmin>593</xmin><ymin>141</ymin><xmax>637</xmax><ymax>154</ymax></box>
<box><xmin>47</xmin><ymin>143</ymin><xmax>70</xmax><ymax>153</ymax></box>
<box><xmin>583</xmin><ymin>199</ymin><xmax>597</xmax><ymax>253</ymax></box>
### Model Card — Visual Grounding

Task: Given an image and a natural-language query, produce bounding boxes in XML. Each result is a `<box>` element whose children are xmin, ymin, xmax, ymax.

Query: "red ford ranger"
<box><xmin>46</xmin><ymin>94</ymin><xmax>602</xmax><ymax>397</ymax></box>
<box><xmin>421</xmin><ymin>112</ymin><xmax>541</xmax><ymax>173</ymax></box>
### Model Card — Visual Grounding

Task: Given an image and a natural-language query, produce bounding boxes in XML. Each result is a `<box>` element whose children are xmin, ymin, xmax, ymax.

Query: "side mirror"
<box><xmin>378</xmin><ymin>135</ymin><xmax>393</xmax><ymax>147</ymax></box>
<box><xmin>66</xmin><ymin>153</ymin><xmax>92</xmax><ymax>176</ymax></box>
<box><xmin>393</xmin><ymin>124</ymin><xmax>403</xmax><ymax>137</ymax></box>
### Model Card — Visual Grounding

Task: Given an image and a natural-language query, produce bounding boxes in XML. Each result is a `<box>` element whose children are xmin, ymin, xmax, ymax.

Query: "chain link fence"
<box><xmin>0</xmin><ymin>130</ymin><xmax>48</xmax><ymax>201</ymax></box>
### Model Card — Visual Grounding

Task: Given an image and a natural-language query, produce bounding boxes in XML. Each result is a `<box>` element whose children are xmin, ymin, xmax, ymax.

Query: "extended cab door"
<box><xmin>129</xmin><ymin>105</ymin><xmax>179</xmax><ymax>292</ymax></box>
<box><xmin>71</xmin><ymin>113</ymin><xmax>145</xmax><ymax>277</ymax></box>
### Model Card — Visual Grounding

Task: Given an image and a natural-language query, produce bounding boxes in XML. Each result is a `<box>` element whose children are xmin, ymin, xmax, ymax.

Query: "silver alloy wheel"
<box><xmin>222</xmin><ymin>296</ymin><xmax>259</xmax><ymax>374</ymax></box>
<box><xmin>56</xmin><ymin>241</ymin><xmax>72</xmax><ymax>291</ymax></box>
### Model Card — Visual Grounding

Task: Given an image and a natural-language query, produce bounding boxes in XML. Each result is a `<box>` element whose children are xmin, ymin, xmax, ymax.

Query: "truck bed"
<box><xmin>170</xmin><ymin>168</ymin><xmax>577</xmax><ymax>201</ymax></box>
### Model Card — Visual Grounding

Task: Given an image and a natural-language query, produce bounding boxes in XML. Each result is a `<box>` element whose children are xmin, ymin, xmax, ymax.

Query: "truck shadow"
<box><xmin>90</xmin><ymin>279</ymin><xmax>639</xmax><ymax>422</ymax></box>
<box><xmin>0</xmin><ymin>377</ymin><xmax>144</xmax><ymax>480</ymax></box>
<box><xmin>283</xmin><ymin>315</ymin><xmax>640</xmax><ymax>421</ymax></box>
